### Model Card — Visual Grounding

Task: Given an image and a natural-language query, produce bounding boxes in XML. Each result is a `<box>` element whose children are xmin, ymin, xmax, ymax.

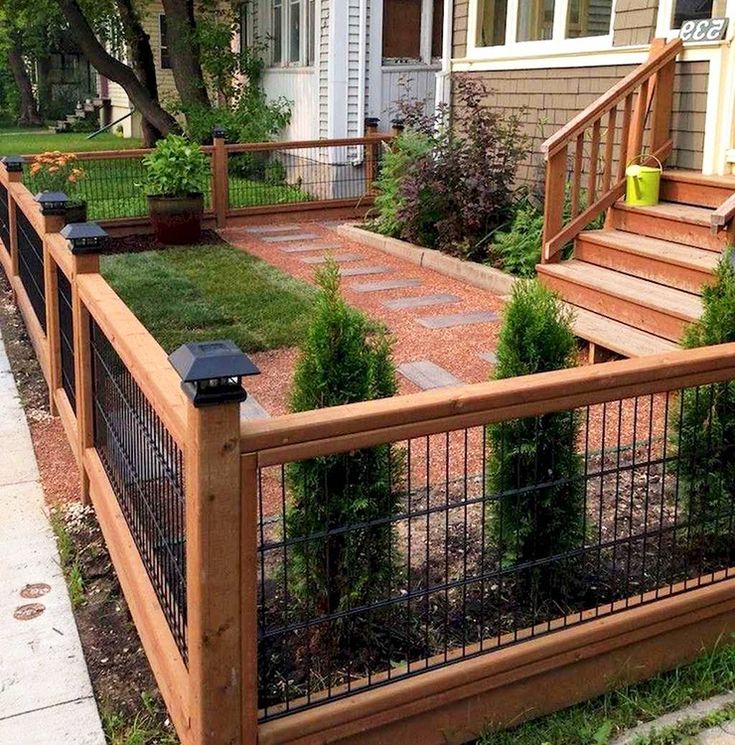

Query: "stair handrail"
<box><xmin>540</xmin><ymin>37</ymin><xmax>683</xmax><ymax>264</ymax></box>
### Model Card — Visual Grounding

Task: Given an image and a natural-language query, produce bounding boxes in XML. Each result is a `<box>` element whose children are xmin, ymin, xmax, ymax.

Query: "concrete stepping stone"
<box><xmin>339</xmin><ymin>266</ymin><xmax>391</xmax><ymax>277</ymax></box>
<box><xmin>279</xmin><ymin>243</ymin><xmax>342</xmax><ymax>253</ymax></box>
<box><xmin>243</xmin><ymin>224</ymin><xmax>301</xmax><ymax>234</ymax></box>
<box><xmin>479</xmin><ymin>351</ymin><xmax>498</xmax><ymax>364</ymax></box>
<box><xmin>301</xmin><ymin>253</ymin><xmax>364</xmax><ymax>265</ymax></box>
<box><xmin>398</xmin><ymin>361</ymin><xmax>462</xmax><ymax>390</ymax></box>
<box><xmin>418</xmin><ymin>311</ymin><xmax>499</xmax><ymax>329</ymax></box>
<box><xmin>262</xmin><ymin>233</ymin><xmax>318</xmax><ymax>243</ymax></box>
<box><xmin>383</xmin><ymin>293</ymin><xmax>461</xmax><ymax>310</ymax></box>
<box><xmin>351</xmin><ymin>279</ymin><xmax>421</xmax><ymax>293</ymax></box>
<box><xmin>240</xmin><ymin>395</ymin><xmax>270</xmax><ymax>420</ymax></box>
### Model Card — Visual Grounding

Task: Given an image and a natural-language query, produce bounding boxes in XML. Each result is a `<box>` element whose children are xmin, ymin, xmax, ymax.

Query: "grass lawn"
<box><xmin>0</xmin><ymin>129</ymin><xmax>143</xmax><ymax>156</ymax></box>
<box><xmin>479</xmin><ymin>636</ymin><xmax>735</xmax><ymax>745</ymax></box>
<box><xmin>101</xmin><ymin>242</ymin><xmax>316</xmax><ymax>353</ymax></box>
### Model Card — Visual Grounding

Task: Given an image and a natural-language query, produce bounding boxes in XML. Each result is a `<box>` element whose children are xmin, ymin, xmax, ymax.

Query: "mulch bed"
<box><xmin>101</xmin><ymin>228</ymin><xmax>224</xmax><ymax>254</ymax></box>
<box><xmin>0</xmin><ymin>271</ymin><xmax>177</xmax><ymax>742</ymax></box>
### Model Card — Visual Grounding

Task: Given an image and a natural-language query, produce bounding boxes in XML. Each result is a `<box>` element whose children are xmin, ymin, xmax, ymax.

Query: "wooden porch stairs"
<box><xmin>538</xmin><ymin>171</ymin><xmax>735</xmax><ymax>359</ymax></box>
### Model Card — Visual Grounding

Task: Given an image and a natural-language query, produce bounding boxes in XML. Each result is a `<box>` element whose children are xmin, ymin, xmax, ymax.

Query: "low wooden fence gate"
<box><xmin>2</xmin><ymin>155</ymin><xmax>735</xmax><ymax>745</ymax></box>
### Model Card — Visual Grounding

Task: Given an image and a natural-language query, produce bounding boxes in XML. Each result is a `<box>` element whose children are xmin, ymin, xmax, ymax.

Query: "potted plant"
<box><xmin>28</xmin><ymin>152</ymin><xmax>87</xmax><ymax>223</ymax></box>
<box><xmin>142</xmin><ymin>134</ymin><xmax>210</xmax><ymax>245</ymax></box>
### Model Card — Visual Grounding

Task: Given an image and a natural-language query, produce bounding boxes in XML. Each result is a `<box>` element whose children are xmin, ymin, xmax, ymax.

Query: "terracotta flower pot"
<box><xmin>147</xmin><ymin>193</ymin><xmax>204</xmax><ymax>245</ymax></box>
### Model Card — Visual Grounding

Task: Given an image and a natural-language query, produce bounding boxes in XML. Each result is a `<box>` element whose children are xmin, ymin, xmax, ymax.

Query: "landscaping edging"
<box><xmin>337</xmin><ymin>225</ymin><xmax>516</xmax><ymax>298</ymax></box>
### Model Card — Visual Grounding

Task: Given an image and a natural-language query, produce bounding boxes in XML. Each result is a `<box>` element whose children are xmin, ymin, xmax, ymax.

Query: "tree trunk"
<box><xmin>161</xmin><ymin>0</ymin><xmax>211</xmax><ymax>112</ymax></box>
<box><xmin>7</xmin><ymin>37</ymin><xmax>42</xmax><ymax>127</ymax></box>
<box><xmin>115</xmin><ymin>0</ymin><xmax>163</xmax><ymax>146</ymax></box>
<box><xmin>56</xmin><ymin>0</ymin><xmax>179</xmax><ymax>138</ymax></box>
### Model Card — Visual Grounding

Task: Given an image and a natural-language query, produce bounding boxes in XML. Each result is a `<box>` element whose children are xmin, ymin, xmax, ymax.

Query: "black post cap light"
<box><xmin>212</xmin><ymin>125</ymin><xmax>226</xmax><ymax>139</ymax></box>
<box><xmin>60</xmin><ymin>221</ymin><xmax>108</xmax><ymax>254</ymax></box>
<box><xmin>365</xmin><ymin>116</ymin><xmax>380</xmax><ymax>130</ymax></box>
<box><xmin>391</xmin><ymin>118</ymin><xmax>405</xmax><ymax>133</ymax></box>
<box><xmin>168</xmin><ymin>340</ymin><xmax>260</xmax><ymax>408</ymax></box>
<box><xmin>35</xmin><ymin>191</ymin><xmax>69</xmax><ymax>215</ymax></box>
<box><xmin>1</xmin><ymin>155</ymin><xmax>24</xmax><ymax>172</ymax></box>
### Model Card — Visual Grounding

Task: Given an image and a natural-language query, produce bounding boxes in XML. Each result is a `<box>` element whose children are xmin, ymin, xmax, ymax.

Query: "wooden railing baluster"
<box><xmin>602</xmin><ymin>106</ymin><xmax>617</xmax><ymax>193</ymax></box>
<box><xmin>571</xmin><ymin>133</ymin><xmax>584</xmax><ymax>218</ymax></box>
<box><xmin>587</xmin><ymin>120</ymin><xmax>602</xmax><ymax>207</ymax></box>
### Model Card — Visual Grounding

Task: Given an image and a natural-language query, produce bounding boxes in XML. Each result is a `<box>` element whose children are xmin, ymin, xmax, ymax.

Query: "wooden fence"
<box><xmin>19</xmin><ymin>128</ymin><xmax>395</xmax><ymax>235</ymax></box>
<box><xmin>2</xmin><ymin>157</ymin><xmax>735</xmax><ymax>745</ymax></box>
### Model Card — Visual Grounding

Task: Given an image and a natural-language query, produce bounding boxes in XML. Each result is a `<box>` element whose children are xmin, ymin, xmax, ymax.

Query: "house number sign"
<box><xmin>679</xmin><ymin>17</ymin><xmax>729</xmax><ymax>42</ymax></box>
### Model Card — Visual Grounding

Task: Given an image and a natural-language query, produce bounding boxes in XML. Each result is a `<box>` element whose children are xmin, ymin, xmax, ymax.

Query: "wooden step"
<box><xmin>575</xmin><ymin>229</ymin><xmax>717</xmax><ymax>294</ymax></box>
<box><xmin>611</xmin><ymin>201</ymin><xmax>727</xmax><ymax>252</ymax></box>
<box><xmin>568</xmin><ymin>305</ymin><xmax>678</xmax><ymax>358</ymax></box>
<box><xmin>660</xmin><ymin>170</ymin><xmax>735</xmax><ymax>209</ymax></box>
<box><xmin>538</xmin><ymin>260</ymin><xmax>702</xmax><ymax>342</ymax></box>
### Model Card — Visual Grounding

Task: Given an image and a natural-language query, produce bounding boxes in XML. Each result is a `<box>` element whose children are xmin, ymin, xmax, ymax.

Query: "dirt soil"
<box><xmin>102</xmin><ymin>228</ymin><xmax>224</xmax><ymax>254</ymax></box>
<box><xmin>0</xmin><ymin>272</ymin><xmax>177</xmax><ymax>742</ymax></box>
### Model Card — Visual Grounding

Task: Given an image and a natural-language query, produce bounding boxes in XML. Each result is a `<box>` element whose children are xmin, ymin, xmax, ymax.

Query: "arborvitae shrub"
<box><xmin>286</xmin><ymin>262</ymin><xmax>402</xmax><ymax>616</ymax></box>
<box><xmin>487</xmin><ymin>280</ymin><xmax>584</xmax><ymax>570</ymax></box>
<box><xmin>674</xmin><ymin>249</ymin><xmax>735</xmax><ymax>534</ymax></box>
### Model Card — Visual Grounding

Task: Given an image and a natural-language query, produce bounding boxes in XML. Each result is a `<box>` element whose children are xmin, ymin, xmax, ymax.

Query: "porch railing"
<box><xmin>540</xmin><ymin>37</ymin><xmax>683</xmax><ymax>263</ymax></box>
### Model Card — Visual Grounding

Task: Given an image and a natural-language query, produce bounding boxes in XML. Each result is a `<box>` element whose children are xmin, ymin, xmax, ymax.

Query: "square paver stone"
<box><xmin>351</xmin><ymin>279</ymin><xmax>421</xmax><ymax>293</ymax></box>
<box><xmin>262</xmin><ymin>233</ymin><xmax>318</xmax><ymax>243</ymax></box>
<box><xmin>279</xmin><ymin>243</ymin><xmax>342</xmax><ymax>253</ymax></box>
<box><xmin>383</xmin><ymin>294</ymin><xmax>461</xmax><ymax>310</ymax></box>
<box><xmin>301</xmin><ymin>253</ymin><xmax>363</xmax><ymax>265</ymax></box>
<box><xmin>240</xmin><ymin>396</ymin><xmax>270</xmax><ymax>421</ymax></box>
<box><xmin>339</xmin><ymin>266</ymin><xmax>392</xmax><ymax>277</ymax></box>
<box><xmin>398</xmin><ymin>361</ymin><xmax>462</xmax><ymax>390</ymax></box>
<box><xmin>417</xmin><ymin>311</ymin><xmax>499</xmax><ymax>329</ymax></box>
<box><xmin>242</xmin><ymin>224</ymin><xmax>301</xmax><ymax>234</ymax></box>
<box><xmin>479</xmin><ymin>352</ymin><xmax>498</xmax><ymax>364</ymax></box>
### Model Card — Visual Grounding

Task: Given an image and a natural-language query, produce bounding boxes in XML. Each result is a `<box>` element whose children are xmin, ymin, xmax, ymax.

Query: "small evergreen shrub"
<box><xmin>487</xmin><ymin>280</ymin><xmax>584</xmax><ymax>571</ymax></box>
<box><xmin>286</xmin><ymin>262</ymin><xmax>403</xmax><ymax>616</ymax></box>
<box><xmin>673</xmin><ymin>249</ymin><xmax>735</xmax><ymax>533</ymax></box>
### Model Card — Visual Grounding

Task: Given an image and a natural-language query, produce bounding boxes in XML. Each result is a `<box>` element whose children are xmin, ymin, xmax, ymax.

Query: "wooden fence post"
<box><xmin>649</xmin><ymin>39</ymin><xmax>677</xmax><ymax>157</ymax></box>
<box><xmin>169</xmin><ymin>341</ymin><xmax>258</xmax><ymax>745</ymax></box>
<box><xmin>212</xmin><ymin>128</ymin><xmax>229</xmax><ymax>230</ymax></box>
<box><xmin>37</xmin><ymin>193</ymin><xmax>68</xmax><ymax>418</ymax></box>
<box><xmin>64</xmin><ymin>223</ymin><xmax>105</xmax><ymax>506</ymax></box>
<box><xmin>364</xmin><ymin>117</ymin><xmax>380</xmax><ymax>196</ymax></box>
<box><xmin>541</xmin><ymin>145</ymin><xmax>567</xmax><ymax>263</ymax></box>
<box><xmin>3</xmin><ymin>157</ymin><xmax>24</xmax><ymax>281</ymax></box>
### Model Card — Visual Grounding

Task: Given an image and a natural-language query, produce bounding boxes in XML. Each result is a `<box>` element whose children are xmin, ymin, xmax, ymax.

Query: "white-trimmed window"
<box><xmin>159</xmin><ymin>15</ymin><xmax>172</xmax><ymax>70</ymax></box>
<box><xmin>475</xmin><ymin>0</ymin><xmax>613</xmax><ymax>49</ymax></box>
<box><xmin>271</xmin><ymin>0</ymin><xmax>315</xmax><ymax>67</ymax></box>
<box><xmin>383</xmin><ymin>0</ymin><xmax>444</xmax><ymax>64</ymax></box>
<box><xmin>671</xmin><ymin>0</ymin><xmax>726</xmax><ymax>28</ymax></box>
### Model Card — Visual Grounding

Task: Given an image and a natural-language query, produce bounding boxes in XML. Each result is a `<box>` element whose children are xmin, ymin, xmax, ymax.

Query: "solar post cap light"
<box><xmin>1</xmin><ymin>155</ymin><xmax>24</xmax><ymax>172</ymax></box>
<box><xmin>60</xmin><ymin>222</ymin><xmax>108</xmax><ymax>254</ymax></box>
<box><xmin>35</xmin><ymin>191</ymin><xmax>69</xmax><ymax>215</ymax></box>
<box><xmin>168</xmin><ymin>340</ymin><xmax>260</xmax><ymax>408</ymax></box>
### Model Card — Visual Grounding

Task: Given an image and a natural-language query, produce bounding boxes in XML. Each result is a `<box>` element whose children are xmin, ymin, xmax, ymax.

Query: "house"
<box><xmin>447</xmin><ymin>1</ymin><xmax>735</xmax><ymax>361</ymax></box>
<box><xmin>104</xmin><ymin>0</ymin><xmax>449</xmax><ymax>140</ymax></box>
<box><xmin>449</xmin><ymin>0</ymin><xmax>735</xmax><ymax>182</ymax></box>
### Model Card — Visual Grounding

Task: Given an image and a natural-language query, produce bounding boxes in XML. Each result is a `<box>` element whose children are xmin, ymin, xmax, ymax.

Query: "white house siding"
<box><xmin>319</xmin><ymin>0</ymin><xmax>330</xmax><ymax>138</ymax></box>
<box><xmin>262</xmin><ymin>69</ymin><xmax>320</xmax><ymax>140</ymax></box>
<box><xmin>381</xmin><ymin>64</ymin><xmax>440</xmax><ymax>125</ymax></box>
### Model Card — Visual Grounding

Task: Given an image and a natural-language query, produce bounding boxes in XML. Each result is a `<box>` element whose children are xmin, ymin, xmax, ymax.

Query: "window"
<box><xmin>383</xmin><ymin>0</ymin><xmax>445</xmax><ymax>62</ymax></box>
<box><xmin>159</xmin><ymin>15</ymin><xmax>171</xmax><ymax>70</ymax></box>
<box><xmin>271</xmin><ymin>0</ymin><xmax>315</xmax><ymax>66</ymax></box>
<box><xmin>672</xmin><ymin>0</ymin><xmax>725</xmax><ymax>28</ymax></box>
<box><xmin>239</xmin><ymin>1</ymin><xmax>253</xmax><ymax>55</ymax></box>
<box><xmin>475</xmin><ymin>0</ymin><xmax>613</xmax><ymax>48</ymax></box>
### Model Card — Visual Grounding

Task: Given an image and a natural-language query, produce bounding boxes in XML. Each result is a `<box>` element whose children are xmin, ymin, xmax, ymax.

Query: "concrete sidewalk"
<box><xmin>0</xmin><ymin>328</ymin><xmax>104</xmax><ymax>744</ymax></box>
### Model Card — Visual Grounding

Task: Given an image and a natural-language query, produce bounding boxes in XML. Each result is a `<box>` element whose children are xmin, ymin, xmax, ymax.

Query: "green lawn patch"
<box><xmin>479</xmin><ymin>636</ymin><xmax>735</xmax><ymax>745</ymax></box>
<box><xmin>0</xmin><ymin>130</ymin><xmax>143</xmax><ymax>157</ymax></box>
<box><xmin>101</xmin><ymin>243</ymin><xmax>316</xmax><ymax>354</ymax></box>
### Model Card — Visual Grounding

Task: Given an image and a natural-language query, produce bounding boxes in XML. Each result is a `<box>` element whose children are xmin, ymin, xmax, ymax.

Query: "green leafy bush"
<box><xmin>487</xmin><ymin>280</ymin><xmax>583</xmax><ymax>572</ymax></box>
<box><xmin>286</xmin><ymin>262</ymin><xmax>403</xmax><ymax>615</ymax></box>
<box><xmin>141</xmin><ymin>135</ymin><xmax>210</xmax><ymax>197</ymax></box>
<box><xmin>492</xmin><ymin>198</ymin><xmax>544</xmax><ymax>278</ymax></box>
<box><xmin>673</xmin><ymin>249</ymin><xmax>735</xmax><ymax>533</ymax></box>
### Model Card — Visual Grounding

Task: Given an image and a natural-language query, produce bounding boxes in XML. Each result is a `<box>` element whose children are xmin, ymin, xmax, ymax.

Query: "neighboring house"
<box><xmin>102</xmin><ymin>0</ymin><xmax>449</xmax><ymax>140</ymax></box>
<box><xmin>242</xmin><ymin>0</ymin><xmax>448</xmax><ymax>139</ymax></box>
<box><xmin>449</xmin><ymin>0</ymin><xmax>735</xmax><ymax>183</ymax></box>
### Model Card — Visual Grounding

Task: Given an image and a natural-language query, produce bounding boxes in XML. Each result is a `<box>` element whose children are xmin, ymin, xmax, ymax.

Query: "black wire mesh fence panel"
<box><xmin>256</xmin><ymin>384</ymin><xmax>735</xmax><ymax>720</ymax></box>
<box><xmin>228</xmin><ymin>143</ymin><xmax>384</xmax><ymax>209</ymax></box>
<box><xmin>90</xmin><ymin>319</ymin><xmax>187</xmax><ymax>658</ymax></box>
<box><xmin>0</xmin><ymin>181</ymin><xmax>9</xmax><ymax>253</ymax></box>
<box><xmin>16</xmin><ymin>209</ymin><xmax>47</xmax><ymax>332</ymax></box>
<box><xmin>24</xmin><ymin>156</ymin><xmax>214</xmax><ymax>222</ymax></box>
<box><xmin>56</xmin><ymin>267</ymin><xmax>76</xmax><ymax>412</ymax></box>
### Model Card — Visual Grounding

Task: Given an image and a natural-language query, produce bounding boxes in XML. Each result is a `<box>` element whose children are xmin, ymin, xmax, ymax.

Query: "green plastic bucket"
<box><xmin>625</xmin><ymin>154</ymin><xmax>662</xmax><ymax>207</ymax></box>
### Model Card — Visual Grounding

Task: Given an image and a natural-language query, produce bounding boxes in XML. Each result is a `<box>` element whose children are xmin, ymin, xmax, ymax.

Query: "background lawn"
<box><xmin>0</xmin><ymin>129</ymin><xmax>143</xmax><ymax>156</ymax></box>
<box><xmin>101</xmin><ymin>243</ymin><xmax>316</xmax><ymax>353</ymax></box>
